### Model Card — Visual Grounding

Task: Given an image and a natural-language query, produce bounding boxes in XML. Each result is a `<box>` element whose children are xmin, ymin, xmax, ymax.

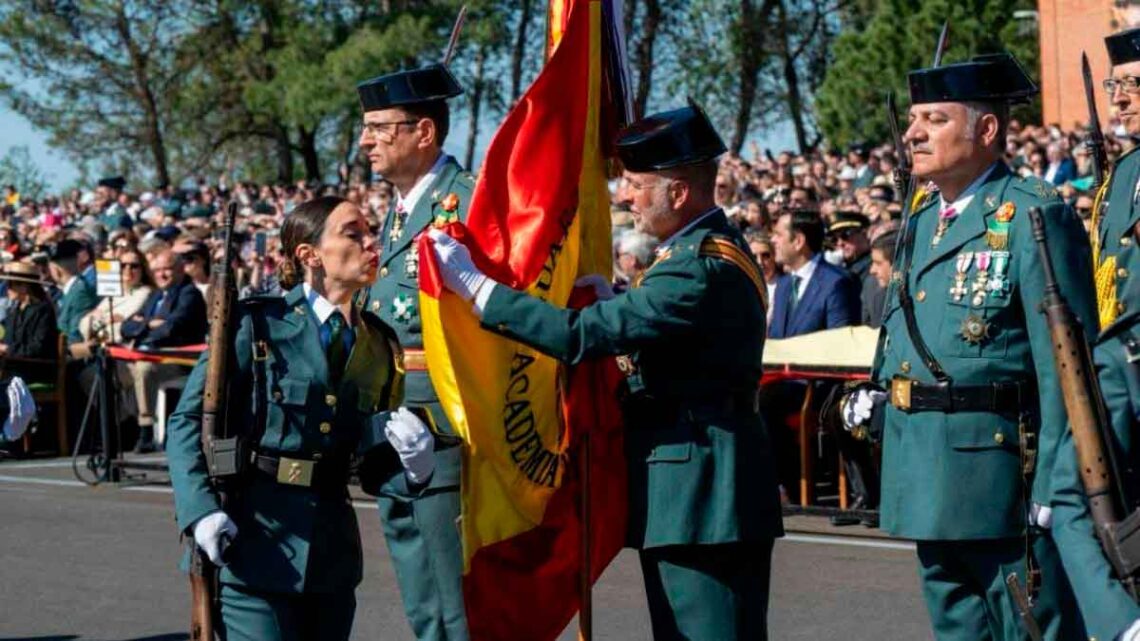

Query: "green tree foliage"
<box><xmin>0</xmin><ymin>146</ymin><xmax>50</xmax><ymax>200</ymax></box>
<box><xmin>814</xmin><ymin>0</ymin><xmax>1040</xmax><ymax>148</ymax></box>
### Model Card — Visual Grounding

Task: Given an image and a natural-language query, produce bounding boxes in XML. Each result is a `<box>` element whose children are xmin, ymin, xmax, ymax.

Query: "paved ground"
<box><xmin>0</xmin><ymin>455</ymin><xmax>933</xmax><ymax>641</ymax></box>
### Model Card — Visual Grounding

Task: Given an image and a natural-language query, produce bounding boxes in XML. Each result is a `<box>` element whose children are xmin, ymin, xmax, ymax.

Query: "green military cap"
<box><xmin>356</xmin><ymin>63</ymin><xmax>463</xmax><ymax>112</ymax></box>
<box><xmin>908</xmin><ymin>53</ymin><xmax>1037</xmax><ymax>105</ymax></box>
<box><xmin>616</xmin><ymin>99</ymin><xmax>727</xmax><ymax>172</ymax></box>
<box><xmin>1107</xmin><ymin>27</ymin><xmax>1140</xmax><ymax>65</ymax></box>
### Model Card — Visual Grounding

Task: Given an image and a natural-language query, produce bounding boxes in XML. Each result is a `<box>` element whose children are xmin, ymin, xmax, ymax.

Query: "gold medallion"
<box><xmin>960</xmin><ymin>314</ymin><xmax>991</xmax><ymax>345</ymax></box>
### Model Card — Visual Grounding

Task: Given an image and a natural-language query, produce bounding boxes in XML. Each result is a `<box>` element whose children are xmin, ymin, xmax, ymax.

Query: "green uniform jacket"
<box><xmin>166</xmin><ymin>286</ymin><xmax>401</xmax><ymax>594</ymax></box>
<box><xmin>1051</xmin><ymin>148</ymin><xmax>1140</xmax><ymax>641</ymax></box>
<box><xmin>481</xmin><ymin>210</ymin><xmax>784</xmax><ymax>549</ymax></box>
<box><xmin>365</xmin><ymin>155</ymin><xmax>474</xmax><ymax>493</ymax></box>
<box><xmin>58</xmin><ymin>276</ymin><xmax>98</xmax><ymax>343</ymax></box>
<box><xmin>874</xmin><ymin>163</ymin><xmax>1097</xmax><ymax>540</ymax></box>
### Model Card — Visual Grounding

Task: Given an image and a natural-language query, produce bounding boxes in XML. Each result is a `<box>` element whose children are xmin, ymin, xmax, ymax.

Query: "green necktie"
<box><xmin>327</xmin><ymin>311</ymin><xmax>349</xmax><ymax>384</ymax></box>
<box><xmin>790</xmin><ymin>275</ymin><xmax>803</xmax><ymax>311</ymax></box>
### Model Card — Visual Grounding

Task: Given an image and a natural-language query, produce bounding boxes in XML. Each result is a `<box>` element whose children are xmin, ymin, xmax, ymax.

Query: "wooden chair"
<box><xmin>2</xmin><ymin>333</ymin><xmax>68</xmax><ymax>456</ymax></box>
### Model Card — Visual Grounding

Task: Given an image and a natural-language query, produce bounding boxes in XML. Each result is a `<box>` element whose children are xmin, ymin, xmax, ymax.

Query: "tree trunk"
<box><xmin>510</xmin><ymin>0</ymin><xmax>533</xmax><ymax>102</ymax></box>
<box><xmin>729</xmin><ymin>0</ymin><xmax>777</xmax><ymax>153</ymax></box>
<box><xmin>633</xmin><ymin>0</ymin><xmax>661</xmax><ymax>119</ymax></box>
<box><xmin>777</xmin><ymin>0</ymin><xmax>809</xmax><ymax>153</ymax></box>
<box><xmin>274</xmin><ymin>124</ymin><xmax>293</xmax><ymax>183</ymax></box>
<box><xmin>465</xmin><ymin>46</ymin><xmax>486</xmax><ymax>169</ymax></box>
<box><xmin>298</xmin><ymin>126</ymin><xmax>320</xmax><ymax>183</ymax></box>
<box><xmin>116</xmin><ymin>5</ymin><xmax>170</xmax><ymax>187</ymax></box>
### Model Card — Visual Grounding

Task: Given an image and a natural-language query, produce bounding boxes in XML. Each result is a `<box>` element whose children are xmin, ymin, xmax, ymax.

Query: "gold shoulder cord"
<box><xmin>699</xmin><ymin>237</ymin><xmax>769</xmax><ymax>310</ymax></box>
<box><xmin>1091</xmin><ymin>173</ymin><xmax>1118</xmax><ymax>330</ymax></box>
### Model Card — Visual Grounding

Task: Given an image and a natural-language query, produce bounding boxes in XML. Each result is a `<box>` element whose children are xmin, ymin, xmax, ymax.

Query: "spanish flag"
<box><xmin>416</xmin><ymin>1</ymin><xmax>629</xmax><ymax>638</ymax></box>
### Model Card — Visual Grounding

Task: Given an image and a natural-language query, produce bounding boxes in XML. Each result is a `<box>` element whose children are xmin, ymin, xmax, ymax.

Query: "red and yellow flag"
<box><xmin>416</xmin><ymin>1</ymin><xmax>628</xmax><ymax>638</ymax></box>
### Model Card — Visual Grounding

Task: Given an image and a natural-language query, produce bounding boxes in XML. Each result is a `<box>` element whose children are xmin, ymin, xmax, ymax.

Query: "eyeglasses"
<box><xmin>362</xmin><ymin>119</ymin><xmax>419</xmax><ymax>143</ymax></box>
<box><xmin>121</xmin><ymin>262</ymin><xmax>142</xmax><ymax>269</ymax></box>
<box><xmin>1075</xmin><ymin>207</ymin><xmax>1093</xmax><ymax>218</ymax></box>
<box><xmin>1103</xmin><ymin>76</ymin><xmax>1140</xmax><ymax>95</ymax></box>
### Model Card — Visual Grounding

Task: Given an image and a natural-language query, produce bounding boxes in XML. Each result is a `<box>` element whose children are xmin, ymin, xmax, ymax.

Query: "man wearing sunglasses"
<box><xmin>1049</xmin><ymin>27</ymin><xmax>1140</xmax><ymax>641</ymax></box>
<box><xmin>354</xmin><ymin>63</ymin><xmax>473</xmax><ymax>641</ymax></box>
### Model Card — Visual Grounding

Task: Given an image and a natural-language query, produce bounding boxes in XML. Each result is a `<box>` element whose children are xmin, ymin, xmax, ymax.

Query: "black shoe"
<box><xmin>861</xmin><ymin>513</ymin><xmax>880</xmax><ymax>528</ymax></box>
<box><xmin>830</xmin><ymin>513</ymin><xmax>861</xmax><ymax>527</ymax></box>
<box><xmin>132</xmin><ymin>425</ymin><xmax>156</xmax><ymax>454</ymax></box>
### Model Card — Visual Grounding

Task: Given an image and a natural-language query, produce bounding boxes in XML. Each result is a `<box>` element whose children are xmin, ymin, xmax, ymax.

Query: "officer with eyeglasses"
<box><xmin>354</xmin><ymin>63</ymin><xmax>473</xmax><ymax>641</ymax></box>
<box><xmin>1050</xmin><ymin>26</ymin><xmax>1140</xmax><ymax>641</ymax></box>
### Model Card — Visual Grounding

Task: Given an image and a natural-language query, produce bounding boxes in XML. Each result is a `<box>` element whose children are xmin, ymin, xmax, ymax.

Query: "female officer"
<box><xmin>166</xmin><ymin>196</ymin><xmax>435</xmax><ymax>640</ymax></box>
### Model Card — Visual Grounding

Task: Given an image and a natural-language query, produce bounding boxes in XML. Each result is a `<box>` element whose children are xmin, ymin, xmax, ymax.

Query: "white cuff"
<box><xmin>472</xmin><ymin>280</ymin><xmax>496</xmax><ymax>317</ymax></box>
<box><xmin>1120</xmin><ymin>618</ymin><xmax>1140</xmax><ymax>641</ymax></box>
<box><xmin>1029</xmin><ymin>503</ymin><xmax>1053</xmax><ymax>529</ymax></box>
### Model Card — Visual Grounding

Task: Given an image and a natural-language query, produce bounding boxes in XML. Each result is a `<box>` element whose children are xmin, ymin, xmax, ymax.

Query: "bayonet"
<box><xmin>1082</xmin><ymin>51</ymin><xmax>1110</xmax><ymax>190</ymax></box>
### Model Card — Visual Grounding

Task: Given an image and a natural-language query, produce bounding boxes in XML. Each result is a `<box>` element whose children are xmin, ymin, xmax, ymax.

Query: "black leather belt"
<box><xmin>889</xmin><ymin>377</ymin><xmax>1030</xmax><ymax>413</ymax></box>
<box><xmin>252</xmin><ymin>453</ymin><xmax>347</xmax><ymax>490</ymax></box>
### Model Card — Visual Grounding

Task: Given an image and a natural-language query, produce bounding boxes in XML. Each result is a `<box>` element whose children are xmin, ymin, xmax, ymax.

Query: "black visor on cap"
<box><xmin>616</xmin><ymin>101</ymin><xmax>727</xmax><ymax>172</ymax></box>
<box><xmin>1107</xmin><ymin>28</ymin><xmax>1140</xmax><ymax>66</ymax></box>
<box><xmin>908</xmin><ymin>53</ymin><xmax>1037</xmax><ymax>105</ymax></box>
<box><xmin>357</xmin><ymin>64</ymin><xmax>463</xmax><ymax>112</ymax></box>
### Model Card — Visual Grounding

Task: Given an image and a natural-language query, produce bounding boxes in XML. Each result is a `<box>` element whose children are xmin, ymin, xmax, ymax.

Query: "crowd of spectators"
<box><xmin>0</xmin><ymin>115</ymin><xmax>1125</xmax><ymax>457</ymax></box>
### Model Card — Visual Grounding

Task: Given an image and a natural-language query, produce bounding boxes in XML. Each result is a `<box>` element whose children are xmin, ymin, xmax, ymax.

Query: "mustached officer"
<box><xmin>427</xmin><ymin>102</ymin><xmax>784</xmax><ymax>641</ymax></box>
<box><xmin>355</xmin><ymin>62</ymin><xmax>473</xmax><ymax>640</ymax></box>
<box><xmin>838</xmin><ymin>53</ymin><xmax>1091</xmax><ymax>640</ymax></box>
<box><xmin>166</xmin><ymin>196</ymin><xmax>432</xmax><ymax>639</ymax></box>
<box><xmin>1049</xmin><ymin>27</ymin><xmax>1140</xmax><ymax>641</ymax></box>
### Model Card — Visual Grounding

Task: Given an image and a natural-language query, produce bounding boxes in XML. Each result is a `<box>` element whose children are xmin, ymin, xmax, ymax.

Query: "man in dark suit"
<box><xmin>768</xmin><ymin>210</ymin><xmax>861</xmax><ymax>338</ymax></box>
<box><xmin>121</xmin><ymin>249</ymin><xmax>207</xmax><ymax>452</ymax></box>
<box><xmin>1043</xmin><ymin>142</ymin><xmax>1077</xmax><ymax>186</ymax></box>
<box><xmin>48</xmin><ymin>239</ymin><xmax>98</xmax><ymax>346</ymax></box>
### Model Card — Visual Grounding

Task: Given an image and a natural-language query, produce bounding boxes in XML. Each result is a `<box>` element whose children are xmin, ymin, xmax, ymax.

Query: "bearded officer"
<box><xmin>427</xmin><ymin>103</ymin><xmax>784</xmax><ymax>641</ymax></box>
<box><xmin>355</xmin><ymin>63</ymin><xmax>472</xmax><ymax>641</ymax></box>
<box><xmin>1049</xmin><ymin>27</ymin><xmax>1140</xmax><ymax>641</ymax></box>
<box><xmin>838</xmin><ymin>53</ymin><xmax>1089</xmax><ymax>640</ymax></box>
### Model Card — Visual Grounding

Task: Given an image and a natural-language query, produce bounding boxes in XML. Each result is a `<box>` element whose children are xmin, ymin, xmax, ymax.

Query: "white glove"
<box><xmin>1</xmin><ymin>376</ymin><xmax>35</xmax><ymax>442</ymax></box>
<box><xmin>192</xmin><ymin>510</ymin><xmax>238</xmax><ymax>566</ymax></box>
<box><xmin>427</xmin><ymin>229</ymin><xmax>488</xmax><ymax>302</ymax></box>
<box><xmin>386</xmin><ymin>407</ymin><xmax>436</xmax><ymax>485</ymax></box>
<box><xmin>1119</xmin><ymin>619</ymin><xmax>1140</xmax><ymax>641</ymax></box>
<box><xmin>842</xmin><ymin>387</ymin><xmax>887</xmax><ymax>430</ymax></box>
<box><xmin>574</xmin><ymin>274</ymin><xmax>616</xmax><ymax>301</ymax></box>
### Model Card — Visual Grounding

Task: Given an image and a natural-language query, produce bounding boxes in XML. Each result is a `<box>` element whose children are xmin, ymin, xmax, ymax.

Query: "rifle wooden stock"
<box><xmin>188</xmin><ymin>200</ymin><xmax>240</xmax><ymax>638</ymax></box>
<box><xmin>1028</xmin><ymin>206</ymin><xmax>1137</xmax><ymax>591</ymax></box>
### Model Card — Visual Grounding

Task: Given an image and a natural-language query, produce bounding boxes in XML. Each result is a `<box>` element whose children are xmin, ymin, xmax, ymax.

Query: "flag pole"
<box><xmin>578</xmin><ymin>423</ymin><xmax>593</xmax><ymax>641</ymax></box>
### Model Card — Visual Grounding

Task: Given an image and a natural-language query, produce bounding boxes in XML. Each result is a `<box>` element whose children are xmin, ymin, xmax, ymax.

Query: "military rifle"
<box><xmin>188</xmin><ymin>200</ymin><xmax>241</xmax><ymax>640</ymax></box>
<box><xmin>1082</xmin><ymin>52</ymin><xmax>1110</xmax><ymax>192</ymax></box>
<box><xmin>1028</xmin><ymin>205</ymin><xmax>1140</xmax><ymax>602</ymax></box>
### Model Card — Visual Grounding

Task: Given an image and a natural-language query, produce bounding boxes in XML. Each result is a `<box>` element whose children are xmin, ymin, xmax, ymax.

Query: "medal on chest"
<box><xmin>985</xmin><ymin>202</ymin><xmax>1015</xmax><ymax>251</ymax></box>
<box><xmin>986</xmin><ymin>251</ymin><xmax>1011</xmax><ymax>298</ymax></box>
<box><xmin>404</xmin><ymin>250</ymin><xmax>419</xmax><ymax>279</ymax></box>
<box><xmin>970</xmin><ymin>251</ymin><xmax>992</xmax><ymax>307</ymax></box>
<box><xmin>389</xmin><ymin>214</ymin><xmax>406</xmax><ymax>243</ymax></box>
<box><xmin>960</xmin><ymin>314</ymin><xmax>992</xmax><ymax>345</ymax></box>
<box><xmin>391</xmin><ymin>293</ymin><xmax>417</xmax><ymax>323</ymax></box>
<box><xmin>949</xmin><ymin>251</ymin><xmax>973</xmax><ymax>302</ymax></box>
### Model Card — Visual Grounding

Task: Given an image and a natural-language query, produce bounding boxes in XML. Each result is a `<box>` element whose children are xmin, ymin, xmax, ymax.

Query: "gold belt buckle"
<box><xmin>276</xmin><ymin>457</ymin><xmax>314</xmax><ymax>487</ymax></box>
<box><xmin>891</xmin><ymin>377</ymin><xmax>913</xmax><ymax>411</ymax></box>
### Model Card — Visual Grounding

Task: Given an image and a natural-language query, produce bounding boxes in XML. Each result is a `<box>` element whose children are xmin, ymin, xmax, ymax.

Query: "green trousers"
<box><xmin>217</xmin><ymin>584</ymin><xmax>356</xmax><ymax>641</ymax></box>
<box><xmin>916</xmin><ymin>534</ymin><xmax>1084</xmax><ymax>641</ymax></box>
<box><xmin>378</xmin><ymin>475</ymin><xmax>468</xmax><ymax>641</ymax></box>
<box><xmin>639</xmin><ymin>540</ymin><xmax>774</xmax><ymax>641</ymax></box>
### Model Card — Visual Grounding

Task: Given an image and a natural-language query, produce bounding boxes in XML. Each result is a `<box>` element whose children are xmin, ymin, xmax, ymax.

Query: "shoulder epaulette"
<box><xmin>699</xmin><ymin>235</ymin><xmax>768</xmax><ymax>308</ymax></box>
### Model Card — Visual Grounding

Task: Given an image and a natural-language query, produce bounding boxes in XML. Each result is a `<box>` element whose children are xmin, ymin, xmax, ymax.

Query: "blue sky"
<box><xmin>2</xmin><ymin>98</ymin><xmax>797</xmax><ymax>194</ymax></box>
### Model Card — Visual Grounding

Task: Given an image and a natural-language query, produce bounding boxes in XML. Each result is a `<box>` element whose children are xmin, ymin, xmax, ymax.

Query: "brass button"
<box><xmin>371</xmin><ymin>300</ymin><xmax>381</xmax><ymax>311</ymax></box>
<box><xmin>497</xmin><ymin>323</ymin><xmax>507</xmax><ymax>331</ymax></box>
<box><xmin>319</xmin><ymin>422</ymin><xmax>332</xmax><ymax>434</ymax></box>
<box><xmin>994</xmin><ymin>432</ymin><xmax>1005</xmax><ymax>445</ymax></box>
<box><xmin>325</xmin><ymin>394</ymin><xmax>337</xmax><ymax>407</ymax></box>
<box><xmin>1119</xmin><ymin>268</ymin><xmax>1129</xmax><ymax>279</ymax></box>
<box><xmin>313</xmin><ymin>452</ymin><xmax>323</xmax><ymax>460</ymax></box>
<box><xmin>900</xmin><ymin>361</ymin><xmax>911</xmax><ymax>373</ymax></box>
<box><xmin>380</xmin><ymin>267</ymin><xmax>389</xmax><ymax>278</ymax></box>
<box><xmin>916</xmin><ymin>290</ymin><xmax>926</xmax><ymax>302</ymax></box>
<box><xmin>272</xmin><ymin>390</ymin><xmax>283</xmax><ymax>402</ymax></box>
<box><xmin>1123</xmin><ymin>237</ymin><xmax>1133</xmax><ymax>247</ymax></box>
<box><xmin>1118</xmin><ymin>302</ymin><xmax>1127</xmax><ymax>315</ymax></box>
